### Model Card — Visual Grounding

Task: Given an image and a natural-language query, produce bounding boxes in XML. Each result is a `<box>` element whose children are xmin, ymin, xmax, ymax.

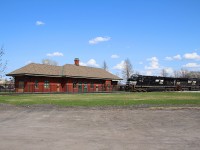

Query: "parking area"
<box><xmin>0</xmin><ymin>105</ymin><xmax>200</xmax><ymax>150</ymax></box>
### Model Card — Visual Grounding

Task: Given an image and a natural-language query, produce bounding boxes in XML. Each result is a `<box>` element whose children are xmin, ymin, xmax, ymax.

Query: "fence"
<box><xmin>0</xmin><ymin>84</ymin><xmax>15</xmax><ymax>93</ymax></box>
<box><xmin>0</xmin><ymin>83</ymin><xmax>124</xmax><ymax>93</ymax></box>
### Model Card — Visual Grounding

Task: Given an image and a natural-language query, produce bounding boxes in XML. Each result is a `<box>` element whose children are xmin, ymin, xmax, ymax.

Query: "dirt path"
<box><xmin>0</xmin><ymin>105</ymin><xmax>200</xmax><ymax>150</ymax></box>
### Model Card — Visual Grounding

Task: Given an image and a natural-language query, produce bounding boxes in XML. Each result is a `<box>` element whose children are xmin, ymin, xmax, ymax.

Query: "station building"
<box><xmin>7</xmin><ymin>58</ymin><xmax>122</xmax><ymax>93</ymax></box>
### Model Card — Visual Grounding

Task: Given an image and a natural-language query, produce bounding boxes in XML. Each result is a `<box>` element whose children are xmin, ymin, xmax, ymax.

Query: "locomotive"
<box><xmin>125</xmin><ymin>74</ymin><xmax>200</xmax><ymax>92</ymax></box>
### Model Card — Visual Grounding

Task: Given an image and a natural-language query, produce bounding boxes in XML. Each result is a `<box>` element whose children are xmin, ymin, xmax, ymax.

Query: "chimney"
<box><xmin>74</xmin><ymin>58</ymin><xmax>79</xmax><ymax>66</ymax></box>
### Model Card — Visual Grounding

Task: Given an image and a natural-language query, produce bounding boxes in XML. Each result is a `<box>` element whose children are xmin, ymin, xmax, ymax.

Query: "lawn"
<box><xmin>0</xmin><ymin>92</ymin><xmax>200</xmax><ymax>107</ymax></box>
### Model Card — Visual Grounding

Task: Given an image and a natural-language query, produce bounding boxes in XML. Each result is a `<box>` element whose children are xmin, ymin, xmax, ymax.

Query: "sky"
<box><xmin>1</xmin><ymin>0</ymin><xmax>200</xmax><ymax>78</ymax></box>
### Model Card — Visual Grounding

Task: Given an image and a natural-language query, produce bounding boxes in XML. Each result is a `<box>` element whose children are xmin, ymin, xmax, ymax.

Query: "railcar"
<box><xmin>126</xmin><ymin>74</ymin><xmax>200</xmax><ymax>92</ymax></box>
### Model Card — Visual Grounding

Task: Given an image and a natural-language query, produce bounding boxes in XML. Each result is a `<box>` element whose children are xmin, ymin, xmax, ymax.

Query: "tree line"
<box><xmin>0</xmin><ymin>46</ymin><xmax>199</xmax><ymax>81</ymax></box>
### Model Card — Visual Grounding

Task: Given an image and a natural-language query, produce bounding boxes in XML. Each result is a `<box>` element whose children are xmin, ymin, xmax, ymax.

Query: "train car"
<box><xmin>126</xmin><ymin>74</ymin><xmax>200</xmax><ymax>92</ymax></box>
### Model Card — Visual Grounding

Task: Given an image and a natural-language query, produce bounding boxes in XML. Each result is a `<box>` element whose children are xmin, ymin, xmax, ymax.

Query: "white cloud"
<box><xmin>89</xmin><ymin>36</ymin><xmax>111</xmax><ymax>45</ymax></box>
<box><xmin>145</xmin><ymin>57</ymin><xmax>159</xmax><ymax>69</ymax></box>
<box><xmin>79</xmin><ymin>62</ymin><xmax>87</xmax><ymax>66</ymax></box>
<box><xmin>165</xmin><ymin>54</ymin><xmax>181</xmax><ymax>61</ymax></box>
<box><xmin>25</xmin><ymin>61</ymin><xmax>33</xmax><ymax>65</ymax></box>
<box><xmin>47</xmin><ymin>52</ymin><xmax>64</xmax><ymax>57</ymax></box>
<box><xmin>164</xmin><ymin>67</ymin><xmax>174</xmax><ymax>75</ymax></box>
<box><xmin>173</xmin><ymin>55</ymin><xmax>182</xmax><ymax>60</ymax></box>
<box><xmin>183</xmin><ymin>63</ymin><xmax>200</xmax><ymax>68</ymax></box>
<box><xmin>113</xmin><ymin>61</ymin><xmax>125</xmax><ymax>70</ymax></box>
<box><xmin>80</xmin><ymin>59</ymin><xmax>99</xmax><ymax>67</ymax></box>
<box><xmin>183</xmin><ymin>52</ymin><xmax>200</xmax><ymax>60</ymax></box>
<box><xmin>165</xmin><ymin>57</ymin><xmax>173</xmax><ymax>61</ymax></box>
<box><xmin>87</xmin><ymin>59</ymin><xmax>99</xmax><ymax>67</ymax></box>
<box><xmin>36</xmin><ymin>21</ymin><xmax>45</xmax><ymax>26</ymax></box>
<box><xmin>111</xmin><ymin>54</ymin><xmax>119</xmax><ymax>59</ymax></box>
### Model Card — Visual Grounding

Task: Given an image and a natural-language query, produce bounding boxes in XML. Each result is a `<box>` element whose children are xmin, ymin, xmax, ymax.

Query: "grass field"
<box><xmin>0</xmin><ymin>92</ymin><xmax>200</xmax><ymax>107</ymax></box>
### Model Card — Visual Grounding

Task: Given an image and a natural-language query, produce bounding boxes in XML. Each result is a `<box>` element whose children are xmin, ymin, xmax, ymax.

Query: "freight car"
<box><xmin>126</xmin><ymin>74</ymin><xmax>200</xmax><ymax>92</ymax></box>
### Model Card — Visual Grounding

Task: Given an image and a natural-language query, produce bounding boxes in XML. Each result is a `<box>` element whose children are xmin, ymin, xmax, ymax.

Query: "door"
<box><xmin>96</xmin><ymin>85</ymin><xmax>98</xmax><ymax>92</ymax></box>
<box><xmin>18</xmin><ymin>81</ymin><xmax>24</xmax><ymax>92</ymax></box>
<box><xmin>57</xmin><ymin>84</ymin><xmax>60</xmax><ymax>92</ymax></box>
<box><xmin>78</xmin><ymin>84</ymin><xmax>82</xmax><ymax>93</ymax></box>
<box><xmin>84</xmin><ymin>84</ymin><xmax>87</xmax><ymax>92</ymax></box>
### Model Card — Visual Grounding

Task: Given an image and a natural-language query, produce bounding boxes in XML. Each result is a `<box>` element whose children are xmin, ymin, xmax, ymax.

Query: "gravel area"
<box><xmin>0</xmin><ymin>105</ymin><xmax>200</xmax><ymax>150</ymax></box>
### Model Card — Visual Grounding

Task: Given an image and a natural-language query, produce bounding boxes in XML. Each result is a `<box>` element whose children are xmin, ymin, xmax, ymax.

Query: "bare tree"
<box><xmin>185</xmin><ymin>71</ymin><xmax>200</xmax><ymax>78</ymax></box>
<box><xmin>102</xmin><ymin>60</ymin><xmax>109</xmax><ymax>71</ymax></box>
<box><xmin>173</xmin><ymin>69</ymin><xmax>200</xmax><ymax>78</ymax></box>
<box><xmin>0</xmin><ymin>46</ymin><xmax>7</xmax><ymax>78</ymax></box>
<box><xmin>135</xmin><ymin>71</ymin><xmax>140</xmax><ymax>75</ymax></box>
<box><xmin>122</xmin><ymin>58</ymin><xmax>133</xmax><ymax>80</ymax></box>
<box><xmin>42</xmin><ymin>59</ymin><xmax>58</xmax><ymax>66</ymax></box>
<box><xmin>173</xmin><ymin>70</ymin><xmax>181</xmax><ymax>78</ymax></box>
<box><xmin>179</xmin><ymin>68</ymin><xmax>189</xmax><ymax>78</ymax></box>
<box><xmin>160</xmin><ymin>69</ymin><xmax>168</xmax><ymax>77</ymax></box>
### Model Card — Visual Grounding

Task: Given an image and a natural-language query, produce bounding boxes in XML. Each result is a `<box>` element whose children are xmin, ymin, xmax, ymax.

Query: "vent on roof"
<box><xmin>74</xmin><ymin>58</ymin><xmax>79</xmax><ymax>66</ymax></box>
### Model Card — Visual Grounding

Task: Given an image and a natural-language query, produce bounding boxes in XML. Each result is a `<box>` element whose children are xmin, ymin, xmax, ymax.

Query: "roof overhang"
<box><xmin>6</xmin><ymin>74</ymin><xmax>122</xmax><ymax>80</ymax></box>
<box><xmin>64</xmin><ymin>75</ymin><xmax>122</xmax><ymax>80</ymax></box>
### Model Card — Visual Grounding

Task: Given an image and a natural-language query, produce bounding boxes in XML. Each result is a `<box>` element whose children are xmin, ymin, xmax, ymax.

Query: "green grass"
<box><xmin>0</xmin><ymin>92</ymin><xmax>200</xmax><ymax>107</ymax></box>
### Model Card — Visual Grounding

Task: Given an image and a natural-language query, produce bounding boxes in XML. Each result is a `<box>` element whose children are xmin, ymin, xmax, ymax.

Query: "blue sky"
<box><xmin>1</xmin><ymin>0</ymin><xmax>200</xmax><ymax>78</ymax></box>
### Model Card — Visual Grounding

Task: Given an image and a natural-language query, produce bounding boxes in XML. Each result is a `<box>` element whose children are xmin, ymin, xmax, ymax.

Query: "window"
<box><xmin>44</xmin><ymin>80</ymin><xmax>49</xmax><ymax>89</ymax></box>
<box><xmin>159</xmin><ymin>80</ymin><xmax>164</xmax><ymax>85</ymax></box>
<box><xmin>18</xmin><ymin>80</ymin><xmax>24</xmax><ymax>89</ymax></box>
<box><xmin>35</xmin><ymin>80</ymin><xmax>38</xmax><ymax>88</ymax></box>
<box><xmin>73</xmin><ymin>82</ymin><xmax>77</xmax><ymax>88</ymax></box>
<box><xmin>192</xmin><ymin>81</ymin><xmax>196</xmax><ymax>85</ymax></box>
<box><xmin>90</xmin><ymin>82</ymin><xmax>94</xmax><ymax>88</ymax></box>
